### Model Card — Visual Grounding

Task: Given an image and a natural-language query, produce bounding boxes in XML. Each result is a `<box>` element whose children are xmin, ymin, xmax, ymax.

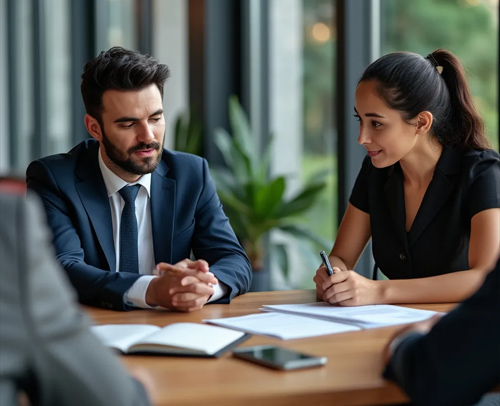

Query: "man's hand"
<box><xmin>145</xmin><ymin>259</ymin><xmax>218</xmax><ymax>312</ymax></box>
<box><xmin>382</xmin><ymin>314</ymin><xmax>442</xmax><ymax>365</ymax></box>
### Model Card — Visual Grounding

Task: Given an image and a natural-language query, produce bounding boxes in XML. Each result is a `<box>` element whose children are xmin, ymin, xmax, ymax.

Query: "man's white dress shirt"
<box><xmin>98</xmin><ymin>149</ymin><xmax>225</xmax><ymax>308</ymax></box>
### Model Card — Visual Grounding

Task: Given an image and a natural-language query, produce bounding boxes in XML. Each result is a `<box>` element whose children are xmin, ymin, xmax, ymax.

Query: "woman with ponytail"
<box><xmin>314</xmin><ymin>49</ymin><xmax>500</xmax><ymax>306</ymax></box>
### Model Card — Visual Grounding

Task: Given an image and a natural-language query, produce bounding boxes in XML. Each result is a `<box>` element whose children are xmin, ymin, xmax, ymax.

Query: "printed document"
<box><xmin>261</xmin><ymin>302</ymin><xmax>440</xmax><ymax>329</ymax></box>
<box><xmin>204</xmin><ymin>303</ymin><xmax>440</xmax><ymax>340</ymax></box>
<box><xmin>205</xmin><ymin>312</ymin><xmax>359</xmax><ymax>340</ymax></box>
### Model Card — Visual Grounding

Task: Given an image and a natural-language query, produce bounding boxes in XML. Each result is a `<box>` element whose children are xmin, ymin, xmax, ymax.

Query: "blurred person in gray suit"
<box><xmin>0</xmin><ymin>189</ymin><xmax>151</xmax><ymax>406</ymax></box>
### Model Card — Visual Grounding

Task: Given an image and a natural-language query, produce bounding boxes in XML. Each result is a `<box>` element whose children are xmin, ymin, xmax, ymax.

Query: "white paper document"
<box><xmin>261</xmin><ymin>302</ymin><xmax>440</xmax><ymax>329</ymax></box>
<box><xmin>204</xmin><ymin>312</ymin><xmax>360</xmax><ymax>340</ymax></box>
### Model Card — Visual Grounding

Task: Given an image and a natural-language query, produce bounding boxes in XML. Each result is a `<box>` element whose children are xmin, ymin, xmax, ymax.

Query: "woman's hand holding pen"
<box><xmin>320</xmin><ymin>270</ymin><xmax>381</xmax><ymax>306</ymax></box>
<box><xmin>313</xmin><ymin>264</ymin><xmax>342</xmax><ymax>300</ymax></box>
<box><xmin>314</xmin><ymin>256</ymin><xmax>382</xmax><ymax>306</ymax></box>
<box><xmin>314</xmin><ymin>251</ymin><xmax>347</xmax><ymax>301</ymax></box>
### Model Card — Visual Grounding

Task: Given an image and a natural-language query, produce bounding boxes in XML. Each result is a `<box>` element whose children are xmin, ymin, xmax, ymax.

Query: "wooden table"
<box><xmin>86</xmin><ymin>290</ymin><xmax>455</xmax><ymax>406</ymax></box>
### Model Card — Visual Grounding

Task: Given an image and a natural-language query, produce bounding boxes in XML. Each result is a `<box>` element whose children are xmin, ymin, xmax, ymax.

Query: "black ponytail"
<box><xmin>431</xmin><ymin>49</ymin><xmax>489</xmax><ymax>150</ymax></box>
<box><xmin>359</xmin><ymin>49</ymin><xmax>490</xmax><ymax>150</ymax></box>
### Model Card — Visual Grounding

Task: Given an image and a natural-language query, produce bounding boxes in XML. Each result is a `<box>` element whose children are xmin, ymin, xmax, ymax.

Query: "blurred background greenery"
<box><xmin>383</xmin><ymin>0</ymin><xmax>498</xmax><ymax>149</ymax></box>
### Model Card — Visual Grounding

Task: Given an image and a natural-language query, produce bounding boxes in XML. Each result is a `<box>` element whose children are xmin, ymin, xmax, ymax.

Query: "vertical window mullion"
<box><xmin>32</xmin><ymin>0</ymin><xmax>48</xmax><ymax>160</ymax></box>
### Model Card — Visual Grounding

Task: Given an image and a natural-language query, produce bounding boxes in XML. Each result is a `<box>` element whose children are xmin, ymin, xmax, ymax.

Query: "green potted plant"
<box><xmin>211</xmin><ymin>96</ymin><xmax>331</xmax><ymax>289</ymax></box>
<box><xmin>174</xmin><ymin>108</ymin><xmax>203</xmax><ymax>156</ymax></box>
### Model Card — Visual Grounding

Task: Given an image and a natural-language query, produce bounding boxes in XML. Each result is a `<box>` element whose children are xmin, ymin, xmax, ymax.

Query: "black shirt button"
<box><xmin>399</xmin><ymin>253</ymin><xmax>406</xmax><ymax>261</ymax></box>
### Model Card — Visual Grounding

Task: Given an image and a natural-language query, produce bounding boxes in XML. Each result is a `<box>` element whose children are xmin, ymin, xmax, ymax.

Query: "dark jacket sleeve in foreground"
<box><xmin>384</xmin><ymin>260</ymin><xmax>500</xmax><ymax>406</ymax></box>
<box><xmin>0</xmin><ymin>193</ymin><xmax>150</xmax><ymax>406</ymax></box>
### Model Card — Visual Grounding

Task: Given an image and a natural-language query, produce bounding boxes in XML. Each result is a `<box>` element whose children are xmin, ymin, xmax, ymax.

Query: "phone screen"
<box><xmin>233</xmin><ymin>345</ymin><xmax>327</xmax><ymax>370</ymax></box>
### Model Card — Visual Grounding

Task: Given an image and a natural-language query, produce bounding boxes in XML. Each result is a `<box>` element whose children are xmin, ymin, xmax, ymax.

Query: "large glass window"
<box><xmin>9</xmin><ymin>0</ymin><xmax>35</xmax><ymax>171</ymax></box>
<box><xmin>97</xmin><ymin>0</ymin><xmax>138</xmax><ymax>51</ymax></box>
<box><xmin>97</xmin><ymin>0</ymin><xmax>188</xmax><ymax>149</ymax></box>
<box><xmin>269</xmin><ymin>0</ymin><xmax>336</xmax><ymax>288</ymax></box>
<box><xmin>302</xmin><ymin>0</ymin><xmax>337</xmax><ymax>243</ymax></box>
<box><xmin>382</xmin><ymin>0</ymin><xmax>499</xmax><ymax>150</ymax></box>
<box><xmin>46</xmin><ymin>0</ymin><xmax>71</xmax><ymax>155</ymax></box>
<box><xmin>2</xmin><ymin>0</ymin><xmax>71</xmax><ymax>172</ymax></box>
<box><xmin>152</xmin><ymin>0</ymin><xmax>189</xmax><ymax>150</ymax></box>
<box><xmin>0</xmin><ymin>0</ymin><xmax>10</xmax><ymax>171</ymax></box>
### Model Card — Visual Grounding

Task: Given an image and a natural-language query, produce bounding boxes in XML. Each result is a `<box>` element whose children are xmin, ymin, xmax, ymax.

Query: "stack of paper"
<box><xmin>204</xmin><ymin>312</ymin><xmax>359</xmax><ymax>340</ymax></box>
<box><xmin>204</xmin><ymin>302</ymin><xmax>440</xmax><ymax>340</ymax></box>
<box><xmin>261</xmin><ymin>302</ymin><xmax>439</xmax><ymax>329</ymax></box>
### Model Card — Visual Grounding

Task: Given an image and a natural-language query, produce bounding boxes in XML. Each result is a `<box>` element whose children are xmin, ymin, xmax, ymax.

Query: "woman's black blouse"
<box><xmin>349</xmin><ymin>147</ymin><xmax>500</xmax><ymax>279</ymax></box>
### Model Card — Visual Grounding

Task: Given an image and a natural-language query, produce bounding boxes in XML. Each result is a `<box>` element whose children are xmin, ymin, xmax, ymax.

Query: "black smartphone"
<box><xmin>232</xmin><ymin>345</ymin><xmax>327</xmax><ymax>370</ymax></box>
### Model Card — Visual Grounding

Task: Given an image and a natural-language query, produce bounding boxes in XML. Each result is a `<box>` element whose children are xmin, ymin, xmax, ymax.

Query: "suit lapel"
<box><xmin>383</xmin><ymin>163</ymin><xmax>409</xmax><ymax>251</ymax></box>
<box><xmin>150</xmin><ymin>160</ymin><xmax>176</xmax><ymax>264</ymax></box>
<box><xmin>408</xmin><ymin>147</ymin><xmax>462</xmax><ymax>247</ymax></box>
<box><xmin>75</xmin><ymin>144</ymin><xmax>116</xmax><ymax>271</ymax></box>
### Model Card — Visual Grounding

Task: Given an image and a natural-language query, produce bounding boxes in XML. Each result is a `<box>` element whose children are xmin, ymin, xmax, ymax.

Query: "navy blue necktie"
<box><xmin>119</xmin><ymin>185</ymin><xmax>141</xmax><ymax>273</ymax></box>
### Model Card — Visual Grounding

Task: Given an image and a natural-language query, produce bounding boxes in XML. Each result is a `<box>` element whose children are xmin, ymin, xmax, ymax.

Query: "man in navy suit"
<box><xmin>383</xmin><ymin>257</ymin><xmax>500</xmax><ymax>406</ymax></box>
<box><xmin>27</xmin><ymin>47</ymin><xmax>251</xmax><ymax>311</ymax></box>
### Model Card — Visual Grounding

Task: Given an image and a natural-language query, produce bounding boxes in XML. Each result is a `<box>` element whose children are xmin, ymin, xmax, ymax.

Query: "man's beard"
<box><xmin>101</xmin><ymin>129</ymin><xmax>164</xmax><ymax>176</ymax></box>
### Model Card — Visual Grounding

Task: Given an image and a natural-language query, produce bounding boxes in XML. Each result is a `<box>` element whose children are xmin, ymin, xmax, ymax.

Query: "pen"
<box><xmin>320</xmin><ymin>250</ymin><xmax>335</xmax><ymax>277</ymax></box>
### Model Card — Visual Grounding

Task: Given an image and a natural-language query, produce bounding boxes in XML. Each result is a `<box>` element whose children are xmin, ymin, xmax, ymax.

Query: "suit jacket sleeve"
<box><xmin>191</xmin><ymin>158</ymin><xmax>252</xmax><ymax>302</ymax></box>
<box><xmin>0</xmin><ymin>192</ymin><xmax>151</xmax><ymax>406</ymax></box>
<box><xmin>27</xmin><ymin>159</ymin><xmax>142</xmax><ymax>310</ymax></box>
<box><xmin>383</xmin><ymin>262</ymin><xmax>500</xmax><ymax>406</ymax></box>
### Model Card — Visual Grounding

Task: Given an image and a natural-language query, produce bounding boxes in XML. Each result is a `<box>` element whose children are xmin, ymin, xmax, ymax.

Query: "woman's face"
<box><xmin>354</xmin><ymin>80</ymin><xmax>419</xmax><ymax>168</ymax></box>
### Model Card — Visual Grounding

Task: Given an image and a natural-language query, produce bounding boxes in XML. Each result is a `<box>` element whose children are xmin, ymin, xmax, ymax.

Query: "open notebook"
<box><xmin>91</xmin><ymin>323</ymin><xmax>250</xmax><ymax>357</ymax></box>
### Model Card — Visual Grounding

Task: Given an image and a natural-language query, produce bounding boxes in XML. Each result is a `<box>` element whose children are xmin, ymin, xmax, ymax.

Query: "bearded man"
<box><xmin>27</xmin><ymin>47</ymin><xmax>251</xmax><ymax>311</ymax></box>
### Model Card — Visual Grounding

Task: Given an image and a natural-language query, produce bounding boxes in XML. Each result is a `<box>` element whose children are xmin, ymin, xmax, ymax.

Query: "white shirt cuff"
<box><xmin>124</xmin><ymin>276</ymin><xmax>228</xmax><ymax>308</ymax></box>
<box><xmin>207</xmin><ymin>280</ymin><xmax>228</xmax><ymax>303</ymax></box>
<box><xmin>123</xmin><ymin>275</ymin><xmax>157</xmax><ymax>309</ymax></box>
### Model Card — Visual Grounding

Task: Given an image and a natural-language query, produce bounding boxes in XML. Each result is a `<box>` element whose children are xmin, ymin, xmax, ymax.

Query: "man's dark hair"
<box><xmin>81</xmin><ymin>47</ymin><xmax>170</xmax><ymax>123</ymax></box>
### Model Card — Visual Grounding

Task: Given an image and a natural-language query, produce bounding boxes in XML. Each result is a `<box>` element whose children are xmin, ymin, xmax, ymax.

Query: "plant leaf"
<box><xmin>185</xmin><ymin>112</ymin><xmax>203</xmax><ymax>155</ymax></box>
<box><xmin>228</xmin><ymin>95</ymin><xmax>258</xmax><ymax>176</ymax></box>
<box><xmin>257</xmin><ymin>134</ymin><xmax>273</xmax><ymax>183</ymax></box>
<box><xmin>210</xmin><ymin>168</ymin><xmax>244</xmax><ymax>199</ymax></box>
<box><xmin>278</xmin><ymin>223</ymin><xmax>333</xmax><ymax>248</ymax></box>
<box><xmin>214</xmin><ymin>128</ymin><xmax>253</xmax><ymax>181</ymax></box>
<box><xmin>306</xmin><ymin>167</ymin><xmax>333</xmax><ymax>183</ymax></box>
<box><xmin>213</xmin><ymin>129</ymin><xmax>235</xmax><ymax>167</ymax></box>
<box><xmin>277</xmin><ymin>182</ymin><xmax>327</xmax><ymax>218</ymax></box>
<box><xmin>174</xmin><ymin>114</ymin><xmax>186</xmax><ymax>151</ymax></box>
<box><xmin>254</xmin><ymin>176</ymin><xmax>286</xmax><ymax>218</ymax></box>
<box><xmin>173</xmin><ymin>110</ymin><xmax>203</xmax><ymax>155</ymax></box>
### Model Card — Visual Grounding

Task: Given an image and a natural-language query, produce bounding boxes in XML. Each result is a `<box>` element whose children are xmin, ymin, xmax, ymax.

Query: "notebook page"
<box><xmin>91</xmin><ymin>324</ymin><xmax>160</xmax><ymax>352</ymax></box>
<box><xmin>133</xmin><ymin>323</ymin><xmax>245</xmax><ymax>355</ymax></box>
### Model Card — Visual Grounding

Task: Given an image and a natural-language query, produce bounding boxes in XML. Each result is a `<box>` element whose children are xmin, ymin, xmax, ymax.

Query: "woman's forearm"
<box><xmin>378</xmin><ymin>269</ymin><xmax>489</xmax><ymax>304</ymax></box>
<box><xmin>328</xmin><ymin>255</ymin><xmax>350</xmax><ymax>272</ymax></box>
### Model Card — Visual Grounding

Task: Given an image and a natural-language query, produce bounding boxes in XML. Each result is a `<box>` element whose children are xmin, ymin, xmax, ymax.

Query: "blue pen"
<box><xmin>320</xmin><ymin>250</ymin><xmax>335</xmax><ymax>276</ymax></box>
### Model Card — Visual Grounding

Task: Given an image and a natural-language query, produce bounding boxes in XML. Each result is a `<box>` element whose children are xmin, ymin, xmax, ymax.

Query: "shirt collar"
<box><xmin>98</xmin><ymin>147</ymin><xmax>151</xmax><ymax>198</ymax></box>
<box><xmin>434</xmin><ymin>145</ymin><xmax>462</xmax><ymax>176</ymax></box>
